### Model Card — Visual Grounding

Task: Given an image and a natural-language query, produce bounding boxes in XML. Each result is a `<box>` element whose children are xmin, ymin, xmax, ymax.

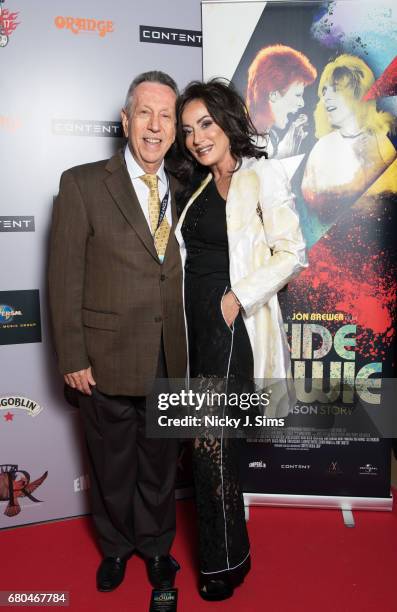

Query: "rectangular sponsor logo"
<box><xmin>0</xmin><ymin>216</ymin><xmax>35</xmax><ymax>232</ymax></box>
<box><xmin>0</xmin><ymin>290</ymin><xmax>42</xmax><ymax>345</ymax></box>
<box><xmin>52</xmin><ymin>119</ymin><xmax>123</xmax><ymax>138</ymax></box>
<box><xmin>140</xmin><ymin>25</ymin><xmax>202</xmax><ymax>47</ymax></box>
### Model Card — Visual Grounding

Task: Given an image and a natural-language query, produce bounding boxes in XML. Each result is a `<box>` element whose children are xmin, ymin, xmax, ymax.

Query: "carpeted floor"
<box><xmin>1</xmin><ymin>487</ymin><xmax>397</xmax><ymax>612</ymax></box>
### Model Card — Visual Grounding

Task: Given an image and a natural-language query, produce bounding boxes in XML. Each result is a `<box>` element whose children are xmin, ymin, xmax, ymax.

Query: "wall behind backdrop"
<box><xmin>0</xmin><ymin>0</ymin><xmax>202</xmax><ymax>528</ymax></box>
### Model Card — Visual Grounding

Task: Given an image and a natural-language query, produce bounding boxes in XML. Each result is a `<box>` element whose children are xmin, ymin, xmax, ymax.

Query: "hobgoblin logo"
<box><xmin>54</xmin><ymin>16</ymin><xmax>114</xmax><ymax>38</ymax></box>
<box><xmin>0</xmin><ymin>1</ymin><xmax>20</xmax><ymax>47</ymax></box>
<box><xmin>0</xmin><ymin>396</ymin><xmax>43</xmax><ymax>417</ymax></box>
<box><xmin>0</xmin><ymin>464</ymin><xmax>48</xmax><ymax>517</ymax></box>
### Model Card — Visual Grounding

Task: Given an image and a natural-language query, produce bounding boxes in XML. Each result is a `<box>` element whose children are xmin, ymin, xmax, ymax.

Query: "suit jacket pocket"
<box><xmin>82</xmin><ymin>308</ymin><xmax>119</xmax><ymax>331</ymax></box>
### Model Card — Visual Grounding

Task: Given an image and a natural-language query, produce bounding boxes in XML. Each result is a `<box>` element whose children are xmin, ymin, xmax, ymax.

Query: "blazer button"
<box><xmin>160</xmin><ymin>274</ymin><xmax>166</xmax><ymax>282</ymax></box>
<box><xmin>154</xmin><ymin>316</ymin><xmax>162</xmax><ymax>323</ymax></box>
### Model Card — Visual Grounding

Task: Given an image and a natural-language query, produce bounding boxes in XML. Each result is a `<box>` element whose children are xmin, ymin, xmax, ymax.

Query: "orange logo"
<box><xmin>54</xmin><ymin>16</ymin><xmax>114</xmax><ymax>38</ymax></box>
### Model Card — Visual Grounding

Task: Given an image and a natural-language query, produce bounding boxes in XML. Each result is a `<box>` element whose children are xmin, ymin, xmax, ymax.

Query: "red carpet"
<box><xmin>1</xmin><ymin>495</ymin><xmax>397</xmax><ymax>611</ymax></box>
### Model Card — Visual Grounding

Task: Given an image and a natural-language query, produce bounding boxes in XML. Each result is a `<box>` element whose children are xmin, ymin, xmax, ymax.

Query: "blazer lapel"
<box><xmin>162</xmin><ymin>173</ymin><xmax>180</xmax><ymax>264</ymax></box>
<box><xmin>174</xmin><ymin>173</ymin><xmax>212</xmax><ymax>246</ymax></box>
<box><xmin>104</xmin><ymin>153</ymin><xmax>158</xmax><ymax>261</ymax></box>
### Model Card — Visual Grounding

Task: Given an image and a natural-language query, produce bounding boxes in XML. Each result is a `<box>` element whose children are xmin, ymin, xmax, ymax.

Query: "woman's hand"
<box><xmin>221</xmin><ymin>291</ymin><xmax>240</xmax><ymax>327</ymax></box>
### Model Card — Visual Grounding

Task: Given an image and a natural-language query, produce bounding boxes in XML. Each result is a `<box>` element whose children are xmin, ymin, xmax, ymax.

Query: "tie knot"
<box><xmin>140</xmin><ymin>173</ymin><xmax>158</xmax><ymax>191</ymax></box>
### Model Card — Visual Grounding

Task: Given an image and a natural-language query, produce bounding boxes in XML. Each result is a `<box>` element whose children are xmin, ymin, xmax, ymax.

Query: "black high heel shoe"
<box><xmin>199</xmin><ymin>578</ymin><xmax>234</xmax><ymax>601</ymax></box>
<box><xmin>199</xmin><ymin>554</ymin><xmax>251</xmax><ymax>601</ymax></box>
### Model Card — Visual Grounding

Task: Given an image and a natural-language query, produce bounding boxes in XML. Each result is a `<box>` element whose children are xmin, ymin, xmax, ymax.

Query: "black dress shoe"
<box><xmin>199</xmin><ymin>578</ymin><xmax>234</xmax><ymax>601</ymax></box>
<box><xmin>96</xmin><ymin>557</ymin><xmax>127</xmax><ymax>592</ymax></box>
<box><xmin>146</xmin><ymin>555</ymin><xmax>180</xmax><ymax>589</ymax></box>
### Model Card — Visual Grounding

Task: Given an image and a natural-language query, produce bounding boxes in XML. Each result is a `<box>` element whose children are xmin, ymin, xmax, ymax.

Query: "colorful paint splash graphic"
<box><xmin>286</xmin><ymin>199</ymin><xmax>397</xmax><ymax>361</ymax></box>
<box><xmin>311</xmin><ymin>1</ymin><xmax>397</xmax><ymax>114</ymax></box>
<box><xmin>364</xmin><ymin>56</ymin><xmax>397</xmax><ymax>100</ymax></box>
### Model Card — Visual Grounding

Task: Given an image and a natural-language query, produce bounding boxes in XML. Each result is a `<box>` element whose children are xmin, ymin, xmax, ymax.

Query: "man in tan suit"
<box><xmin>49</xmin><ymin>71</ymin><xmax>186</xmax><ymax>592</ymax></box>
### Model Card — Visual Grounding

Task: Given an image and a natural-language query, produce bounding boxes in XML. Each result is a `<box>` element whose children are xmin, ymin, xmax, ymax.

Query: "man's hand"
<box><xmin>221</xmin><ymin>291</ymin><xmax>240</xmax><ymax>327</ymax></box>
<box><xmin>64</xmin><ymin>367</ymin><xmax>96</xmax><ymax>396</ymax></box>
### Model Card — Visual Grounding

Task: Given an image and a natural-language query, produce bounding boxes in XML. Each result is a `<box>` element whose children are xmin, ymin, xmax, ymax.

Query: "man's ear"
<box><xmin>121</xmin><ymin>109</ymin><xmax>129</xmax><ymax>138</ymax></box>
<box><xmin>269</xmin><ymin>90</ymin><xmax>281</xmax><ymax>103</ymax></box>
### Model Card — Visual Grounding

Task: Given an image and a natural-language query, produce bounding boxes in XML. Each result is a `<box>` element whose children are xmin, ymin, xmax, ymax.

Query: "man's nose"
<box><xmin>148</xmin><ymin>114</ymin><xmax>161</xmax><ymax>131</ymax></box>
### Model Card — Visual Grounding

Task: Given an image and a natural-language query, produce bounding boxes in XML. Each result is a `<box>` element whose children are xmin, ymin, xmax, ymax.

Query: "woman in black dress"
<box><xmin>175</xmin><ymin>80</ymin><xmax>307</xmax><ymax>601</ymax></box>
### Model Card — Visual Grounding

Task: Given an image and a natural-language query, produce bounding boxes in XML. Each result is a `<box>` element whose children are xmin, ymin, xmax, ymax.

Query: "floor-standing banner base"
<box><xmin>244</xmin><ymin>493</ymin><xmax>392</xmax><ymax>512</ymax></box>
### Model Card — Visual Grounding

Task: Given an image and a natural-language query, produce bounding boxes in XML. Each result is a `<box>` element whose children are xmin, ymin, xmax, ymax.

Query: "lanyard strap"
<box><xmin>157</xmin><ymin>172</ymin><xmax>170</xmax><ymax>229</ymax></box>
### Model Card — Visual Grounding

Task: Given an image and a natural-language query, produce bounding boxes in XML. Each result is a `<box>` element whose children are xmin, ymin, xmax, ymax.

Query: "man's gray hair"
<box><xmin>123</xmin><ymin>70</ymin><xmax>179</xmax><ymax>116</ymax></box>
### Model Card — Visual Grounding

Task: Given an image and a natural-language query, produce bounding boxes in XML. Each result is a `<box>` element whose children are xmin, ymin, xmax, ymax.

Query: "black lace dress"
<box><xmin>182</xmin><ymin>178</ymin><xmax>252</xmax><ymax>585</ymax></box>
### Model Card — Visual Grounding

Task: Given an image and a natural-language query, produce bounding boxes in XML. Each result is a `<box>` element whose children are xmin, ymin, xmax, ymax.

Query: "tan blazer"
<box><xmin>49</xmin><ymin>150</ymin><xmax>186</xmax><ymax>396</ymax></box>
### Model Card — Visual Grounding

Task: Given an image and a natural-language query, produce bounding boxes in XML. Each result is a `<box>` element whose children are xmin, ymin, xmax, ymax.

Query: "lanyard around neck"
<box><xmin>157</xmin><ymin>171</ymin><xmax>170</xmax><ymax>229</ymax></box>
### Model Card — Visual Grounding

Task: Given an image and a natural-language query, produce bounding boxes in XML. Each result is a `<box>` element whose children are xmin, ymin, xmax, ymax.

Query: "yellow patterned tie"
<box><xmin>140</xmin><ymin>173</ymin><xmax>170</xmax><ymax>262</ymax></box>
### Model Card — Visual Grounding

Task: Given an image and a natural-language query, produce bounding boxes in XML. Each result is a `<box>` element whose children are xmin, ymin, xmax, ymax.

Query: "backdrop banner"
<box><xmin>203</xmin><ymin>0</ymin><xmax>397</xmax><ymax>505</ymax></box>
<box><xmin>0</xmin><ymin>0</ymin><xmax>201</xmax><ymax>529</ymax></box>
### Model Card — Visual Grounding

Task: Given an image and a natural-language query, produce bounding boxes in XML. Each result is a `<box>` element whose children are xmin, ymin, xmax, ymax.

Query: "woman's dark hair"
<box><xmin>175</xmin><ymin>78</ymin><xmax>267</xmax><ymax>198</ymax></box>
